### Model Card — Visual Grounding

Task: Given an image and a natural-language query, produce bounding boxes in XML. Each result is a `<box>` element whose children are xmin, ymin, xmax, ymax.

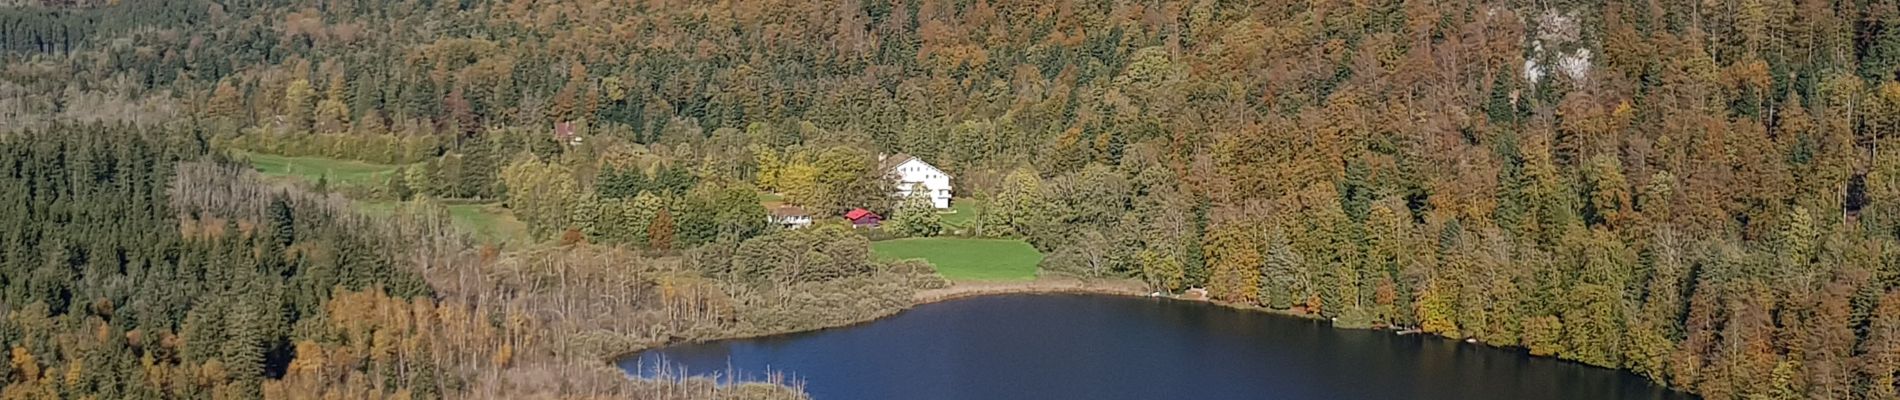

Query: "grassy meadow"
<box><xmin>246</xmin><ymin>152</ymin><xmax>403</xmax><ymax>187</ymax></box>
<box><xmin>359</xmin><ymin>201</ymin><xmax>530</xmax><ymax>245</ymax></box>
<box><xmin>243</xmin><ymin>152</ymin><xmax>528</xmax><ymax>244</ymax></box>
<box><xmin>938</xmin><ymin>199</ymin><xmax>982</xmax><ymax>231</ymax></box>
<box><xmin>872</xmin><ymin>237</ymin><xmax>1041</xmax><ymax>281</ymax></box>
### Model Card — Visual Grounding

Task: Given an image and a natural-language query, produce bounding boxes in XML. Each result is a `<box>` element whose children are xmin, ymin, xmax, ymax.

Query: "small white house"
<box><xmin>770</xmin><ymin>205</ymin><xmax>812</xmax><ymax>229</ymax></box>
<box><xmin>879</xmin><ymin>153</ymin><xmax>952</xmax><ymax>208</ymax></box>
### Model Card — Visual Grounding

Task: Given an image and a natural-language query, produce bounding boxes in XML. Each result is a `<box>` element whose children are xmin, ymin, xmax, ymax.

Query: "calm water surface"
<box><xmin>621</xmin><ymin>294</ymin><xmax>1695</xmax><ymax>400</ymax></box>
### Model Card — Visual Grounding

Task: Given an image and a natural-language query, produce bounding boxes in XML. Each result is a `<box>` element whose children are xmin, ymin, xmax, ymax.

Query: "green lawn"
<box><xmin>360</xmin><ymin>201</ymin><xmax>529</xmax><ymax>245</ymax></box>
<box><xmin>759</xmin><ymin>192</ymin><xmax>787</xmax><ymax>209</ymax></box>
<box><xmin>246</xmin><ymin>153</ymin><xmax>402</xmax><ymax>187</ymax></box>
<box><xmin>939</xmin><ymin>199</ymin><xmax>982</xmax><ymax>229</ymax></box>
<box><xmin>872</xmin><ymin>237</ymin><xmax>1041</xmax><ymax>281</ymax></box>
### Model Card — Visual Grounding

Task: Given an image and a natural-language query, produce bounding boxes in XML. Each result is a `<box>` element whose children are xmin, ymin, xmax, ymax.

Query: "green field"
<box><xmin>872</xmin><ymin>237</ymin><xmax>1041</xmax><ymax>281</ymax></box>
<box><xmin>245</xmin><ymin>153</ymin><xmax>526</xmax><ymax>243</ymax></box>
<box><xmin>939</xmin><ymin>199</ymin><xmax>981</xmax><ymax>230</ymax></box>
<box><xmin>360</xmin><ymin>201</ymin><xmax>529</xmax><ymax>244</ymax></box>
<box><xmin>759</xmin><ymin>192</ymin><xmax>787</xmax><ymax>210</ymax></box>
<box><xmin>247</xmin><ymin>153</ymin><xmax>402</xmax><ymax>187</ymax></box>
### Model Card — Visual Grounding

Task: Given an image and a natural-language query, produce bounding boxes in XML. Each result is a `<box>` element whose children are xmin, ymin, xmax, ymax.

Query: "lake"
<box><xmin>621</xmin><ymin>294</ymin><xmax>1696</xmax><ymax>400</ymax></box>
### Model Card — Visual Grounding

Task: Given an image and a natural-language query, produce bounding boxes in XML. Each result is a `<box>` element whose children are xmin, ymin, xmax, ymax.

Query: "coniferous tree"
<box><xmin>267</xmin><ymin>195</ymin><xmax>295</xmax><ymax>248</ymax></box>
<box><xmin>387</xmin><ymin>167</ymin><xmax>414</xmax><ymax>200</ymax></box>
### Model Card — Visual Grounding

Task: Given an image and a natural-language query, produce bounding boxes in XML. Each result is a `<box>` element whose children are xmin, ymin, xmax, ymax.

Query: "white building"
<box><xmin>769</xmin><ymin>205</ymin><xmax>812</xmax><ymax>229</ymax></box>
<box><xmin>879</xmin><ymin>153</ymin><xmax>952</xmax><ymax>208</ymax></box>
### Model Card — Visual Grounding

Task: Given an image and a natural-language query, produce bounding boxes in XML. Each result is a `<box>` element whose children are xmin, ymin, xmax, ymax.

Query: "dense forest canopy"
<box><xmin>3</xmin><ymin>0</ymin><xmax>1900</xmax><ymax>398</ymax></box>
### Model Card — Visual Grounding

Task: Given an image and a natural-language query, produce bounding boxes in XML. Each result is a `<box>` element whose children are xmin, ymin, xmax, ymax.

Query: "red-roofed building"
<box><xmin>553</xmin><ymin>121</ymin><xmax>582</xmax><ymax>146</ymax></box>
<box><xmin>844</xmin><ymin>208</ymin><xmax>881</xmax><ymax>228</ymax></box>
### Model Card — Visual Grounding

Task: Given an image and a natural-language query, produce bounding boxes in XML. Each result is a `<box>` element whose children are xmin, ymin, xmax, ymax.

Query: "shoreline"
<box><xmin>912</xmin><ymin>276</ymin><xmax>1152</xmax><ymax>305</ymax></box>
<box><xmin>612</xmin><ymin>279</ymin><xmax>1700</xmax><ymax>400</ymax></box>
<box><xmin>609</xmin><ymin>277</ymin><xmax>1153</xmax><ymax>364</ymax></box>
<box><xmin>608</xmin><ymin>278</ymin><xmax>1695</xmax><ymax>397</ymax></box>
<box><xmin>611</xmin><ymin>278</ymin><xmax>1342</xmax><ymax>364</ymax></box>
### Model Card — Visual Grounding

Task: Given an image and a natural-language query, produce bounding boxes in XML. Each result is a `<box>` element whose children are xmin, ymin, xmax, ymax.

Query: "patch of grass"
<box><xmin>246</xmin><ymin>152</ymin><xmax>402</xmax><ymax>187</ymax></box>
<box><xmin>939</xmin><ymin>199</ymin><xmax>982</xmax><ymax>229</ymax></box>
<box><xmin>759</xmin><ymin>192</ymin><xmax>786</xmax><ymax>209</ymax></box>
<box><xmin>242</xmin><ymin>152</ymin><xmax>528</xmax><ymax>244</ymax></box>
<box><xmin>360</xmin><ymin>201</ymin><xmax>529</xmax><ymax>245</ymax></box>
<box><xmin>444</xmin><ymin>203</ymin><xmax>529</xmax><ymax>244</ymax></box>
<box><xmin>872</xmin><ymin>237</ymin><xmax>1041</xmax><ymax>281</ymax></box>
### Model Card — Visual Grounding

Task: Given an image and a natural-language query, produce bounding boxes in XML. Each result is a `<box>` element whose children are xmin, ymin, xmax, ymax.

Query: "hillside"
<box><xmin>1</xmin><ymin>0</ymin><xmax>1900</xmax><ymax>398</ymax></box>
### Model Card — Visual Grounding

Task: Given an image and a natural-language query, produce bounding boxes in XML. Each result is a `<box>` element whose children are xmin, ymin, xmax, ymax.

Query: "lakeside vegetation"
<box><xmin>3</xmin><ymin>0</ymin><xmax>1900</xmax><ymax>398</ymax></box>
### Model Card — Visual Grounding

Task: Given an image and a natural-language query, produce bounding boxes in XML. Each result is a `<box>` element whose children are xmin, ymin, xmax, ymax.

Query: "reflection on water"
<box><xmin>622</xmin><ymin>294</ymin><xmax>1696</xmax><ymax>400</ymax></box>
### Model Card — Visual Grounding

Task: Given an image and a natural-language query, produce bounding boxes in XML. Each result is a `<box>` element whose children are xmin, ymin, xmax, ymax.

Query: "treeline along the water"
<box><xmin>3</xmin><ymin>0</ymin><xmax>1900</xmax><ymax>398</ymax></box>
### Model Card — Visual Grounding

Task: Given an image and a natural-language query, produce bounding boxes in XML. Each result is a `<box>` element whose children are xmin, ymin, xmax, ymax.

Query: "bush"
<box><xmin>1332</xmin><ymin>307</ymin><xmax>1378</xmax><ymax>329</ymax></box>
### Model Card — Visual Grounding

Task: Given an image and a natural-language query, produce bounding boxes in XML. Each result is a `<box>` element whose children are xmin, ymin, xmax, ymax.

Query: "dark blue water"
<box><xmin>621</xmin><ymin>294</ymin><xmax>1695</xmax><ymax>400</ymax></box>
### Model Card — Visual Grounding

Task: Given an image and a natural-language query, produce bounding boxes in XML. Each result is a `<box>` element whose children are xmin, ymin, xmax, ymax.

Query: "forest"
<box><xmin>2</xmin><ymin>0</ymin><xmax>1900</xmax><ymax>398</ymax></box>
<box><xmin>0</xmin><ymin>126</ymin><xmax>940</xmax><ymax>398</ymax></box>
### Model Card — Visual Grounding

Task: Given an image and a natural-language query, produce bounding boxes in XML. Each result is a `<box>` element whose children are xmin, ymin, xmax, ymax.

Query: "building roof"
<box><xmin>877</xmin><ymin>153</ymin><xmax>915</xmax><ymax>173</ymax></box>
<box><xmin>844</xmin><ymin>208</ymin><xmax>878</xmax><ymax>220</ymax></box>
<box><xmin>879</xmin><ymin>152</ymin><xmax>953</xmax><ymax>179</ymax></box>
<box><xmin>771</xmin><ymin>205</ymin><xmax>808</xmax><ymax>218</ymax></box>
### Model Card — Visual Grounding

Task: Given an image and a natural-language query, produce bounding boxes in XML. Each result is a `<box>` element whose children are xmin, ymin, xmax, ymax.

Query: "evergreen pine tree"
<box><xmin>387</xmin><ymin>167</ymin><xmax>414</xmax><ymax>200</ymax></box>
<box><xmin>266</xmin><ymin>196</ymin><xmax>295</xmax><ymax>248</ymax></box>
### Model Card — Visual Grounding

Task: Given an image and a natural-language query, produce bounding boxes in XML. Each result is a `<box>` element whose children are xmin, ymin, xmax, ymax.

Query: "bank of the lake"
<box><xmin>625</xmin><ymin>294</ymin><xmax>1697</xmax><ymax>400</ymax></box>
<box><xmin>607</xmin><ymin>277</ymin><xmax>1146</xmax><ymax>362</ymax></box>
<box><xmin>913</xmin><ymin>276</ymin><xmax>1148</xmax><ymax>304</ymax></box>
<box><xmin>611</xmin><ymin>277</ymin><xmax>1355</xmax><ymax>364</ymax></box>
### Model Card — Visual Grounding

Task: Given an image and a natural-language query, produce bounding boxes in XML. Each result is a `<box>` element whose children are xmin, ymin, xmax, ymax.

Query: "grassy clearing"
<box><xmin>758</xmin><ymin>192</ymin><xmax>787</xmax><ymax>210</ymax></box>
<box><xmin>871</xmin><ymin>237</ymin><xmax>1041</xmax><ymax>281</ymax></box>
<box><xmin>246</xmin><ymin>152</ymin><xmax>402</xmax><ymax>187</ymax></box>
<box><xmin>442</xmin><ymin>203</ymin><xmax>530</xmax><ymax>244</ymax></box>
<box><xmin>359</xmin><ymin>201</ymin><xmax>528</xmax><ymax>244</ymax></box>
<box><xmin>360</xmin><ymin>201</ymin><xmax>530</xmax><ymax>245</ymax></box>
<box><xmin>939</xmin><ymin>199</ymin><xmax>981</xmax><ymax>230</ymax></box>
<box><xmin>243</xmin><ymin>152</ymin><xmax>526</xmax><ymax>244</ymax></box>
